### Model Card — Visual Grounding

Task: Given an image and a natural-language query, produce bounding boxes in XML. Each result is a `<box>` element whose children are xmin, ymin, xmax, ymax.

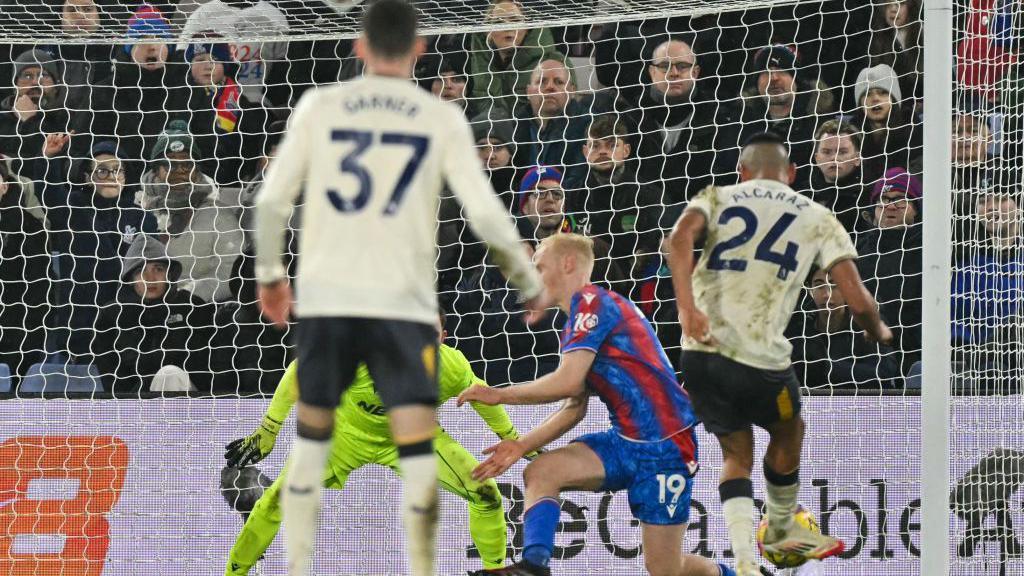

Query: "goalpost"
<box><xmin>0</xmin><ymin>0</ymin><xmax>1018</xmax><ymax>574</ymax></box>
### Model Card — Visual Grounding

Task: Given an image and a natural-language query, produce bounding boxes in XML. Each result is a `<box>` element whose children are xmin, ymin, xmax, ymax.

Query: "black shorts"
<box><xmin>678</xmin><ymin>350</ymin><xmax>801</xmax><ymax>436</ymax></box>
<box><xmin>295</xmin><ymin>317</ymin><xmax>439</xmax><ymax>410</ymax></box>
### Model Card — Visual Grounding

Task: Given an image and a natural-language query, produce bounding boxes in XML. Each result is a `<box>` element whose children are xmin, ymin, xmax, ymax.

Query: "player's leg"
<box><xmin>715</xmin><ymin>429</ymin><xmax>758</xmax><ymax>575</ymax></box>
<box><xmin>678</xmin><ymin>351</ymin><xmax>758</xmax><ymax>575</ymax></box>
<box><xmin>364</xmin><ymin>319</ymin><xmax>442</xmax><ymax>576</ymax></box>
<box><xmin>226</xmin><ymin>460</ymin><xmax>352</xmax><ymax>576</ymax></box>
<box><xmin>432</xmin><ymin>429</ymin><xmax>508</xmax><ymax>569</ymax></box>
<box><xmin>755</xmin><ymin>370</ymin><xmax>843</xmax><ymax>561</ymax></box>
<box><xmin>639</xmin><ymin>523</ymin><xmax>734</xmax><ymax>576</ymax></box>
<box><xmin>284</xmin><ymin>317</ymin><xmax>360</xmax><ymax>576</ymax></box>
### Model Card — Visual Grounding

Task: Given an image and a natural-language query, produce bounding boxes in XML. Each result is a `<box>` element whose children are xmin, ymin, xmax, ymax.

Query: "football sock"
<box><xmin>282</xmin><ymin>435</ymin><xmax>330</xmax><ymax>576</ymax></box>
<box><xmin>718</xmin><ymin>563</ymin><xmax>736</xmax><ymax>576</ymax></box>
<box><xmin>764</xmin><ymin>461</ymin><xmax>800</xmax><ymax>534</ymax></box>
<box><xmin>398</xmin><ymin>439</ymin><xmax>439</xmax><ymax>576</ymax></box>
<box><xmin>467</xmin><ymin>499</ymin><xmax>508</xmax><ymax>569</ymax></box>
<box><xmin>720</xmin><ymin>478</ymin><xmax>756</xmax><ymax>564</ymax></box>
<box><xmin>522</xmin><ymin>498</ymin><xmax>560</xmax><ymax>568</ymax></box>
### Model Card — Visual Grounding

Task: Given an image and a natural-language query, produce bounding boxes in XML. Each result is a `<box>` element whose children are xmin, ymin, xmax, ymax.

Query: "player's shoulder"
<box><xmin>439</xmin><ymin>343</ymin><xmax>471</xmax><ymax>367</ymax></box>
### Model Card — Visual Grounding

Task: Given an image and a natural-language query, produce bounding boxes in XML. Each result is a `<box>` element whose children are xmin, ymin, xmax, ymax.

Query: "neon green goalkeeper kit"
<box><xmin>225</xmin><ymin>345</ymin><xmax>520</xmax><ymax>575</ymax></box>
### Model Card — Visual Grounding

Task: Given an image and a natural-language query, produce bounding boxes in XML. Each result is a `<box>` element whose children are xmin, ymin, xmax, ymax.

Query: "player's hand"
<box><xmin>864</xmin><ymin>321</ymin><xmax>894</xmax><ymax>346</ymax></box>
<box><xmin>472</xmin><ymin>439</ymin><xmax>527</xmax><ymax>481</ymax></box>
<box><xmin>258</xmin><ymin>280</ymin><xmax>292</xmax><ymax>328</ymax></box>
<box><xmin>456</xmin><ymin>384</ymin><xmax>504</xmax><ymax>407</ymax></box>
<box><xmin>522</xmin><ymin>290</ymin><xmax>553</xmax><ymax>326</ymax></box>
<box><xmin>678</xmin><ymin>305</ymin><xmax>717</xmax><ymax>346</ymax></box>
<box><xmin>224</xmin><ymin>415</ymin><xmax>283</xmax><ymax>468</ymax></box>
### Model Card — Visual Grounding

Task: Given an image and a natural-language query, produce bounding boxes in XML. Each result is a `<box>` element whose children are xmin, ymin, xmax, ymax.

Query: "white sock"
<box><xmin>282</xmin><ymin>436</ymin><xmax>330</xmax><ymax>576</ymax></box>
<box><xmin>765</xmin><ymin>480</ymin><xmax>800</xmax><ymax>534</ymax></box>
<box><xmin>722</xmin><ymin>496</ymin><xmax>756</xmax><ymax>564</ymax></box>
<box><xmin>399</xmin><ymin>451</ymin><xmax>439</xmax><ymax>576</ymax></box>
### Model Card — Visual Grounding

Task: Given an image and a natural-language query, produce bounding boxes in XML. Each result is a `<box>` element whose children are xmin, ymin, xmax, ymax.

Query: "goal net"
<box><xmin>0</xmin><ymin>0</ymin><xmax>1010</xmax><ymax>574</ymax></box>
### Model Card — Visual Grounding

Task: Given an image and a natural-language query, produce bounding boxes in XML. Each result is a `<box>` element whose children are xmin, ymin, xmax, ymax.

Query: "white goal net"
<box><xmin>0</xmin><ymin>0</ymin><xmax>1014</xmax><ymax>574</ymax></box>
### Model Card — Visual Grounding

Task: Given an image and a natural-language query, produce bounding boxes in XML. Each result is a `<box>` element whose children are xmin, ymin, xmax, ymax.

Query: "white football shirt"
<box><xmin>255</xmin><ymin>75</ymin><xmax>540</xmax><ymax>324</ymax></box>
<box><xmin>683</xmin><ymin>179</ymin><xmax>857</xmax><ymax>370</ymax></box>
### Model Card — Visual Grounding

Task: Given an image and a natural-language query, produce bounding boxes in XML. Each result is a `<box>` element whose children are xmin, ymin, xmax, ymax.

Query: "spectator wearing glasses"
<box><xmin>35</xmin><ymin>136</ymin><xmax>157</xmax><ymax>360</ymax></box>
<box><xmin>630</xmin><ymin>38</ymin><xmax>741</xmax><ymax>206</ymax></box>
<box><xmin>856</xmin><ymin>168</ymin><xmax>924</xmax><ymax>374</ymax></box>
<box><xmin>0</xmin><ymin>49</ymin><xmax>78</xmax><ymax>174</ymax></box>
<box><xmin>140</xmin><ymin>122</ymin><xmax>243</xmax><ymax>304</ymax></box>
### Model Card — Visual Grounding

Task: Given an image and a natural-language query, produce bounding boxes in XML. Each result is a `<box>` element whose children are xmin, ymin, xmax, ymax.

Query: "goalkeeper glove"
<box><xmin>225</xmin><ymin>415</ymin><xmax>283</xmax><ymax>468</ymax></box>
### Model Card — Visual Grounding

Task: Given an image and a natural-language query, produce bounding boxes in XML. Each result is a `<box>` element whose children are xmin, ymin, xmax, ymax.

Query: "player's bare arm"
<box><xmin>457</xmin><ymin>350</ymin><xmax>593</xmax><ymax>407</ymax></box>
<box><xmin>828</xmin><ymin>259</ymin><xmax>894</xmax><ymax>345</ymax></box>
<box><xmin>471</xmin><ymin>393</ymin><xmax>590</xmax><ymax>481</ymax></box>
<box><xmin>668</xmin><ymin>208</ymin><xmax>715</xmax><ymax>344</ymax></box>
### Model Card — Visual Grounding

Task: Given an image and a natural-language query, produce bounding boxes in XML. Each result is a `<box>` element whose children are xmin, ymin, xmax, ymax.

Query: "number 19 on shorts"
<box><xmin>657</xmin><ymin>473</ymin><xmax>688</xmax><ymax>517</ymax></box>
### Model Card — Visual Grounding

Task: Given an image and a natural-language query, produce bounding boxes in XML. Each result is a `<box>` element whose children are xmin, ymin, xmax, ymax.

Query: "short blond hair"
<box><xmin>538</xmin><ymin>233</ymin><xmax>595</xmax><ymax>270</ymax></box>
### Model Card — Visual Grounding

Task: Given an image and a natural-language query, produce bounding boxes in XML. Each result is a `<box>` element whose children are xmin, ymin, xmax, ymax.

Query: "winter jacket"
<box><xmin>140</xmin><ymin>170</ymin><xmax>244</xmax><ymax>303</ymax></box>
<box><xmin>37</xmin><ymin>154</ymin><xmax>157</xmax><ymax>358</ymax></box>
<box><xmin>951</xmin><ymin>243</ymin><xmax>1024</xmax><ymax>347</ymax></box>
<box><xmin>512</xmin><ymin>98</ymin><xmax>592</xmax><ymax>189</ymax></box>
<box><xmin>787</xmin><ymin>298</ymin><xmax>901</xmax><ymax>389</ymax></box>
<box><xmin>802</xmin><ymin>167</ymin><xmax>872</xmax><ymax>239</ymax></box>
<box><xmin>629</xmin><ymin>88</ymin><xmax>742</xmax><ymax>206</ymax></box>
<box><xmin>849</xmin><ymin>108</ymin><xmax>923</xmax><ymax>186</ymax></box>
<box><xmin>467</xmin><ymin>27</ymin><xmax>562</xmax><ymax>117</ymax></box>
<box><xmin>0</xmin><ymin>176</ymin><xmax>48</xmax><ymax>377</ymax></box>
<box><xmin>92</xmin><ymin>235</ymin><xmax>215</xmax><ymax>394</ymax></box>
<box><xmin>567</xmin><ymin>163</ymin><xmax>663</xmax><ymax>284</ymax></box>
<box><xmin>856</xmin><ymin>224</ymin><xmax>923</xmax><ymax>374</ymax></box>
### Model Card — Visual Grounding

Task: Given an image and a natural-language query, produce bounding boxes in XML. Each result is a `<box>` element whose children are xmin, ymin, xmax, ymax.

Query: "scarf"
<box><xmin>213</xmin><ymin>78</ymin><xmax>242</xmax><ymax>133</ymax></box>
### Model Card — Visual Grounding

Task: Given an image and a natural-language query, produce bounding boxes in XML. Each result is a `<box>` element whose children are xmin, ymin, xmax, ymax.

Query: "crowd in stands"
<box><xmin>0</xmin><ymin>0</ymin><xmax>1019</xmax><ymax>396</ymax></box>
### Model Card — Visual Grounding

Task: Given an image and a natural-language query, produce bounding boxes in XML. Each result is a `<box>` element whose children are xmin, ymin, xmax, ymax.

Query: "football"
<box><xmin>756</xmin><ymin>505</ymin><xmax>821</xmax><ymax>569</ymax></box>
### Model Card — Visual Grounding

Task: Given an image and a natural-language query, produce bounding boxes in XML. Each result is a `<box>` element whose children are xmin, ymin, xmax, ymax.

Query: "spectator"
<box><xmin>37</xmin><ymin>137</ymin><xmax>158</xmax><ymax>360</ymax></box>
<box><xmin>807</xmin><ymin>119</ymin><xmax>870</xmax><ymax>235</ymax></box>
<box><xmin>94</xmin><ymin>4</ymin><xmax>189</xmax><ymax>173</ymax></box>
<box><xmin>140</xmin><ymin>123</ymin><xmax>243</xmax><ymax>304</ymax></box>
<box><xmin>182</xmin><ymin>42</ymin><xmax>268</xmax><ymax>186</ymax></box>
<box><xmin>630</xmin><ymin>38</ymin><xmax>741</xmax><ymax>207</ymax></box>
<box><xmin>958</xmin><ymin>0</ymin><xmax>1017</xmax><ymax>104</ymax></box>
<box><xmin>92</xmin><ymin>234</ymin><xmax>215</xmax><ymax>394</ymax></box>
<box><xmin>515</xmin><ymin>165</ymin><xmax>625</xmax><ymax>288</ymax></box>
<box><xmin>467</xmin><ymin>0</ymin><xmax>562</xmax><ymax>117</ymax></box>
<box><xmin>739</xmin><ymin>44</ymin><xmax>836</xmax><ymax>188</ymax></box>
<box><xmin>951</xmin><ymin>111</ymin><xmax>995</xmax><ymax>237</ymax></box>
<box><xmin>856</xmin><ymin>0</ymin><xmax>924</xmax><ymax>105</ymax></box>
<box><xmin>789</xmin><ymin>267</ymin><xmax>901</xmax><ymax>389</ymax></box>
<box><xmin>570</xmin><ymin>114</ymin><xmax>662</xmax><ymax>288</ymax></box>
<box><xmin>856</xmin><ymin>168</ymin><xmax>923</xmax><ymax>374</ymax></box>
<box><xmin>951</xmin><ymin>190</ymin><xmax>1023</xmax><ymax>390</ymax></box>
<box><xmin>179</xmin><ymin>0</ymin><xmax>291</xmax><ymax>112</ymax></box>
<box><xmin>0</xmin><ymin>49</ymin><xmax>76</xmax><ymax>174</ymax></box>
<box><xmin>470</xmin><ymin>110</ymin><xmax>520</xmax><ymax>207</ymax></box>
<box><xmin>421</xmin><ymin>54</ymin><xmax>484</xmax><ymax>119</ymax></box>
<box><xmin>850</xmin><ymin>64</ymin><xmax>922</xmax><ymax>183</ymax></box>
<box><xmin>52</xmin><ymin>0</ymin><xmax>115</xmax><ymax>136</ymax></box>
<box><xmin>513</xmin><ymin>59</ymin><xmax>590</xmax><ymax>188</ymax></box>
<box><xmin>0</xmin><ymin>157</ymin><xmax>47</xmax><ymax>379</ymax></box>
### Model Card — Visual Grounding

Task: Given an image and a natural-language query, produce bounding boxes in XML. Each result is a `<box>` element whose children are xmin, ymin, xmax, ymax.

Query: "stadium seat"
<box><xmin>0</xmin><ymin>364</ymin><xmax>11</xmax><ymax>393</ymax></box>
<box><xmin>906</xmin><ymin>361</ymin><xmax>923</xmax><ymax>389</ymax></box>
<box><xmin>21</xmin><ymin>363</ymin><xmax>102</xmax><ymax>394</ymax></box>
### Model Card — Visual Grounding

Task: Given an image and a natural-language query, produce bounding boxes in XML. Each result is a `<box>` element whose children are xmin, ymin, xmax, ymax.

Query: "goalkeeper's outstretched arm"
<box><xmin>224</xmin><ymin>363</ymin><xmax>298</xmax><ymax>468</ymax></box>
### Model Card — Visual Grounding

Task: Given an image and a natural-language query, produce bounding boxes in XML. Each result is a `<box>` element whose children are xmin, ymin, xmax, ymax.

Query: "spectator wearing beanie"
<box><xmin>92</xmin><ymin>234</ymin><xmax>216</xmax><ymax>394</ymax></box>
<box><xmin>850</xmin><ymin>63</ymin><xmax>922</xmax><ymax>184</ymax></box>
<box><xmin>36</xmin><ymin>137</ymin><xmax>157</xmax><ymax>360</ymax></box>
<box><xmin>470</xmin><ymin>110</ymin><xmax>519</xmax><ymax>206</ymax></box>
<box><xmin>92</xmin><ymin>4</ymin><xmax>189</xmax><ymax>172</ymax></box>
<box><xmin>420</xmin><ymin>54</ymin><xmax>483</xmax><ymax>119</ymax></box>
<box><xmin>140</xmin><ymin>121</ymin><xmax>243</xmax><ymax>304</ymax></box>
<box><xmin>183</xmin><ymin>41</ymin><xmax>269</xmax><ymax>186</ymax></box>
<box><xmin>0</xmin><ymin>49</ymin><xmax>77</xmax><ymax>174</ymax></box>
<box><xmin>856</xmin><ymin>168</ymin><xmax>924</xmax><ymax>374</ymax></box>
<box><xmin>0</xmin><ymin>156</ymin><xmax>48</xmax><ymax>379</ymax></box>
<box><xmin>739</xmin><ymin>44</ymin><xmax>837</xmax><ymax>190</ymax></box>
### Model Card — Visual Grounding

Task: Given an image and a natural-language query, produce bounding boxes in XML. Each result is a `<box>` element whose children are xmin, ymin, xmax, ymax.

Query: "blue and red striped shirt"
<box><xmin>560</xmin><ymin>285</ymin><xmax>698</xmax><ymax>443</ymax></box>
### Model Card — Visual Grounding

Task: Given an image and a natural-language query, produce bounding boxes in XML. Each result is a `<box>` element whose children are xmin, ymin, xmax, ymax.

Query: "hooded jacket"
<box><xmin>0</xmin><ymin>50</ymin><xmax>75</xmax><ymax>173</ymax></box>
<box><xmin>92</xmin><ymin>234</ymin><xmax>215</xmax><ymax>393</ymax></box>
<box><xmin>467</xmin><ymin>27</ymin><xmax>563</xmax><ymax>117</ymax></box>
